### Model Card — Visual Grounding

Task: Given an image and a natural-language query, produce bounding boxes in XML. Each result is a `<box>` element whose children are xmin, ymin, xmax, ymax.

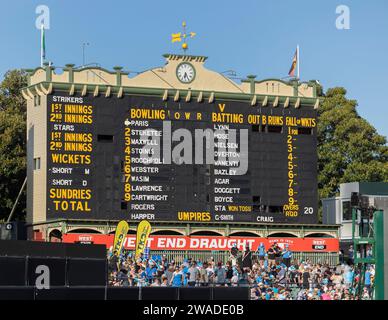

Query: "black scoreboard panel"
<box><xmin>47</xmin><ymin>92</ymin><xmax>318</xmax><ymax>224</ymax></box>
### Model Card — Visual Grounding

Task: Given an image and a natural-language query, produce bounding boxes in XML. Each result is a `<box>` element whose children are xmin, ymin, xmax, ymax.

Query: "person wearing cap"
<box><xmin>281</xmin><ymin>244</ymin><xmax>292</xmax><ymax>268</ymax></box>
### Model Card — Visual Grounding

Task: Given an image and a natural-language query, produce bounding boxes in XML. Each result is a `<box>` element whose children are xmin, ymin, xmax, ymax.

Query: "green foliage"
<box><xmin>0</xmin><ymin>70</ymin><xmax>27</xmax><ymax>220</ymax></box>
<box><xmin>318</xmin><ymin>87</ymin><xmax>388</xmax><ymax>203</ymax></box>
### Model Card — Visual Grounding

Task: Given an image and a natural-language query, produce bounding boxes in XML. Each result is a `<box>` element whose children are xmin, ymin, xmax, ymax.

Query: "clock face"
<box><xmin>176</xmin><ymin>63</ymin><xmax>195</xmax><ymax>83</ymax></box>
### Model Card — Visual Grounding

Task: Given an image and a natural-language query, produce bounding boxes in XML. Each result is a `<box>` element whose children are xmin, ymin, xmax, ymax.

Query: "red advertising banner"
<box><xmin>62</xmin><ymin>234</ymin><xmax>339</xmax><ymax>252</ymax></box>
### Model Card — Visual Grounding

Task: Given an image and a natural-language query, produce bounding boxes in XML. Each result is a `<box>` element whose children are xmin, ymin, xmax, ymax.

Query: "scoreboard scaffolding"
<box><xmin>23</xmin><ymin>54</ymin><xmax>322</xmax><ymax>233</ymax></box>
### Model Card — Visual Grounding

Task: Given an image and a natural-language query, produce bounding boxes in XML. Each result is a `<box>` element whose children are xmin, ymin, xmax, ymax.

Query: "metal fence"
<box><xmin>139</xmin><ymin>250</ymin><xmax>339</xmax><ymax>266</ymax></box>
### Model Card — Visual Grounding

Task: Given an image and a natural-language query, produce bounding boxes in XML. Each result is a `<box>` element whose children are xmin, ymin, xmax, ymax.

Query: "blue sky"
<box><xmin>1</xmin><ymin>0</ymin><xmax>387</xmax><ymax>138</ymax></box>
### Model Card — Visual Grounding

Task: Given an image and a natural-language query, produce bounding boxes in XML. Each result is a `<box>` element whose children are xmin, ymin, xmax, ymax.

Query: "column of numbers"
<box><xmin>124</xmin><ymin>127</ymin><xmax>131</xmax><ymax>202</ymax></box>
<box><xmin>284</xmin><ymin>126</ymin><xmax>299</xmax><ymax>217</ymax></box>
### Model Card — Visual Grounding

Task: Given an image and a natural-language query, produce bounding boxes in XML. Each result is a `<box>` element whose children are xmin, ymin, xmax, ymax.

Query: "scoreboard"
<box><xmin>47</xmin><ymin>92</ymin><xmax>318</xmax><ymax>224</ymax></box>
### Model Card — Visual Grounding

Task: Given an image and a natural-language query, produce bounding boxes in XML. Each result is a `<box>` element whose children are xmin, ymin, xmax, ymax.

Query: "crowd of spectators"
<box><xmin>107</xmin><ymin>243</ymin><xmax>375</xmax><ymax>300</ymax></box>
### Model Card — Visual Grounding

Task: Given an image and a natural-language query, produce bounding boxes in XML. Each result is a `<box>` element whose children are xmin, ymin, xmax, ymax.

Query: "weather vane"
<box><xmin>171</xmin><ymin>21</ymin><xmax>196</xmax><ymax>53</ymax></box>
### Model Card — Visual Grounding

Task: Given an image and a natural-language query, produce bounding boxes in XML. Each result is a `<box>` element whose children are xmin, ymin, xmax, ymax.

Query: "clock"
<box><xmin>176</xmin><ymin>63</ymin><xmax>195</xmax><ymax>83</ymax></box>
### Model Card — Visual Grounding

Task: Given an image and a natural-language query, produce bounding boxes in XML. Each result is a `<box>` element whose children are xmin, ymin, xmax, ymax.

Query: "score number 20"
<box><xmin>304</xmin><ymin>207</ymin><xmax>314</xmax><ymax>214</ymax></box>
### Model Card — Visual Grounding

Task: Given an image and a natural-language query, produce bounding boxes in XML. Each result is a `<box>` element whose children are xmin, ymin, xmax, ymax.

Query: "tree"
<box><xmin>317</xmin><ymin>87</ymin><xmax>388</xmax><ymax>204</ymax></box>
<box><xmin>0</xmin><ymin>70</ymin><xmax>27</xmax><ymax>221</ymax></box>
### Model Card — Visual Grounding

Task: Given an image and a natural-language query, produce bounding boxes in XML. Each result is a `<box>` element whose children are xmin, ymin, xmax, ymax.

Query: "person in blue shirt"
<box><xmin>145</xmin><ymin>260</ymin><xmax>157</xmax><ymax>284</ymax></box>
<box><xmin>263</xmin><ymin>254</ymin><xmax>269</xmax><ymax>271</ymax></box>
<box><xmin>138</xmin><ymin>267</ymin><xmax>147</xmax><ymax>287</ymax></box>
<box><xmin>364</xmin><ymin>267</ymin><xmax>372</xmax><ymax>295</ymax></box>
<box><xmin>257</xmin><ymin>242</ymin><xmax>266</xmax><ymax>261</ymax></box>
<box><xmin>265</xmin><ymin>289</ymin><xmax>272</xmax><ymax>300</ymax></box>
<box><xmin>344</xmin><ymin>266</ymin><xmax>354</xmax><ymax>288</ymax></box>
<box><xmin>170</xmin><ymin>265</ymin><xmax>185</xmax><ymax>287</ymax></box>
<box><xmin>282</xmin><ymin>244</ymin><xmax>292</xmax><ymax>267</ymax></box>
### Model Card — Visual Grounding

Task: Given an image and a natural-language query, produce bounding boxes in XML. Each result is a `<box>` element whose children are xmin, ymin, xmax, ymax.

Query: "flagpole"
<box><xmin>40</xmin><ymin>24</ymin><xmax>44</xmax><ymax>67</ymax></box>
<box><xmin>297</xmin><ymin>44</ymin><xmax>300</xmax><ymax>81</ymax></box>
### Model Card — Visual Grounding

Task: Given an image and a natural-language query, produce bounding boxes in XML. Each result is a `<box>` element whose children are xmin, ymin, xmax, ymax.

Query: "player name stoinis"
<box><xmin>51</xmin><ymin>153</ymin><xmax>91</xmax><ymax>165</ymax></box>
<box><xmin>178</xmin><ymin>211</ymin><xmax>211</xmax><ymax>221</ymax></box>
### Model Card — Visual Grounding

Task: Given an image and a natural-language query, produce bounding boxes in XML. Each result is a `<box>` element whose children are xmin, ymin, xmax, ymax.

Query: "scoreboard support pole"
<box><xmin>6</xmin><ymin>177</ymin><xmax>27</xmax><ymax>223</ymax></box>
<box><xmin>374</xmin><ymin>210</ymin><xmax>385</xmax><ymax>300</ymax></box>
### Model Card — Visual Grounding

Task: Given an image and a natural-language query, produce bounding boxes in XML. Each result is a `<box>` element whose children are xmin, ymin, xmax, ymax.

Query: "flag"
<box><xmin>113</xmin><ymin>220</ymin><xmax>129</xmax><ymax>257</ymax></box>
<box><xmin>41</xmin><ymin>24</ymin><xmax>46</xmax><ymax>67</ymax></box>
<box><xmin>288</xmin><ymin>48</ymin><xmax>297</xmax><ymax>77</ymax></box>
<box><xmin>135</xmin><ymin>220</ymin><xmax>152</xmax><ymax>259</ymax></box>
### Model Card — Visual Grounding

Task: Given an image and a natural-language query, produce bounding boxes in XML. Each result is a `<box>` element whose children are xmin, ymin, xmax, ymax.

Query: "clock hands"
<box><xmin>178</xmin><ymin>64</ymin><xmax>194</xmax><ymax>82</ymax></box>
